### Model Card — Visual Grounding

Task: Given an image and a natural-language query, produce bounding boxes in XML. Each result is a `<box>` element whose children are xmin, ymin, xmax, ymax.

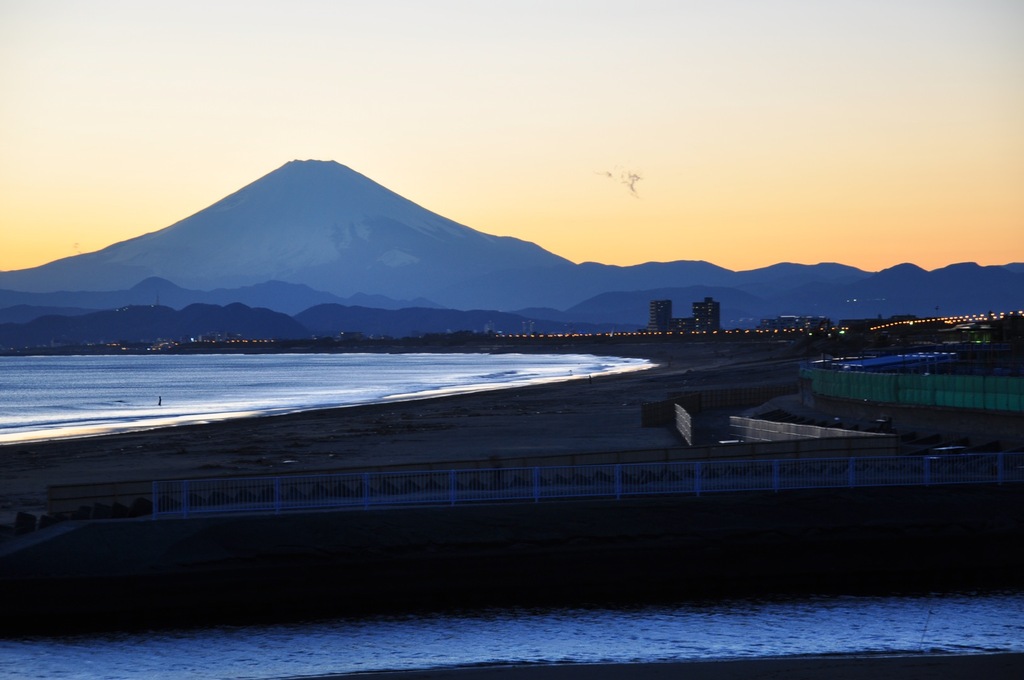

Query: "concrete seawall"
<box><xmin>3</xmin><ymin>484</ymin><xmax>1023</xmax><ymax>632</ymax></box>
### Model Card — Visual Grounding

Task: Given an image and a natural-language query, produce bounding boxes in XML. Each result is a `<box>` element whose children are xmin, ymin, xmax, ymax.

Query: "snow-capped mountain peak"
<box><xmin>0</xmin><ymin>160</ymin><xmax>570</xmax><ymax>299</ymax></box>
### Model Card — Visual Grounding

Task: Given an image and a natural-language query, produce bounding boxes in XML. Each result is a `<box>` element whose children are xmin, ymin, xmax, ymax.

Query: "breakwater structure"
<box><xmin>3</xmin><ymin>481</ymin><xmax>1024</xmax><ymax>633</ymax></box>
<box><xmin>2</xmin><ymin>446</ymin><xmax>1024</xmax><ymax>632</ymax></box>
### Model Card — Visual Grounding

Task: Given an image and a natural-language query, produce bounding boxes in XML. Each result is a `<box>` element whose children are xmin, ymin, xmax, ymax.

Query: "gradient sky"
<box><xmin>2</xmin><ymin>0</ymin><xmax>1022</xmax><ymax>275</ymax></box>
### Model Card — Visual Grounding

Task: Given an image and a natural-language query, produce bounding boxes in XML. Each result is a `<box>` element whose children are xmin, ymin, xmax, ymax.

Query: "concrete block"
<box><xmin>91</xmin><ymin>503</ymin><xmax>112</xmax><ymax>520</ymax></box>
<box><xmin>37</xmin><ymin>514</ymin><xmax>65</xmax><ymax>529</ymax></box>
<box><xmin>128</xmin><ymin>497</ymin><xmax>153</xmax><ymax>518</ymax></box>
<box><xmin>14</xmin><ymin>512</ymin><xmax>37</xmax><ymax>535</ymax></box>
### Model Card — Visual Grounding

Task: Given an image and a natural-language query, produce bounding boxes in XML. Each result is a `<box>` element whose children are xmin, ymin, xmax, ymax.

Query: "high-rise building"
<box><xmin>670</xmin><ymin>316</ymin><xmax>696</xmax><ymax>332</ymax></box>
<box><xmin>648</xmin><ymin>299</ymin><xmax>672</xmax><ymax>332</ymax></box>
<box><xmin>693</xmin><ymin>297</ymin><xmax>720</xmax><ymax>332</ymax></box>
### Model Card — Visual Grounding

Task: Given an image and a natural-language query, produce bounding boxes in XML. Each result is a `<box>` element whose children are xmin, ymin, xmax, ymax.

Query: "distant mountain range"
<box><xmin>0</xmin><ymin>302</ymin><xmax>613</xmax><ymax>348</ymax></box>
<box><xmin>0</xmin><ymin>303</ymin><xmax>306</xmax><ymax>348</ymax></box>
<box><xmin>0</xmin><ymin>277</ymin><xmax>438</xmax><ymax>318</ymax></box>
<box><xmin>0</xmin><ymin>160</ymin><xmax>1020</xmax><ymax>346</ymax></box>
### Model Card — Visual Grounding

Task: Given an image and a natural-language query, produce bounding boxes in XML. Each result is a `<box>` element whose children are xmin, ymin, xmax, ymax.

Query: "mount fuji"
<box><xmin>2</xmin><ymin>160</ymin><xmax>1019</xmax><ymax>326</ymax></box>
<box><xmin>0</xmin><ymin>160</ymin><xmax>573</xmax><ymax>304</ymax></box>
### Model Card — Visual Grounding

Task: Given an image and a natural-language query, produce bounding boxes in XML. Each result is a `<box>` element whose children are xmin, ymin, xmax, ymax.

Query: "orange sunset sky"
<box><xmin>1</xmin><ymin>0</ymin><xmax>1022</xmax><ymax>275</ymax></box>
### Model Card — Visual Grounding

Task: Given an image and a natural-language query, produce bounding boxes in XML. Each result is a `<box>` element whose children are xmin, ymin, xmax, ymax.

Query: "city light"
<box><xmin>868</xmin><ymin>310</ymin><xmax>1022</xmax><ymax>332</ymax></box>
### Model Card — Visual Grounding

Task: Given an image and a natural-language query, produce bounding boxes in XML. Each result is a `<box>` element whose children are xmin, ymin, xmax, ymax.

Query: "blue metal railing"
<box><xmin>152</xmin><ymin>451</ymin><xmax>1024</xmax><ymax>518</ymax></box>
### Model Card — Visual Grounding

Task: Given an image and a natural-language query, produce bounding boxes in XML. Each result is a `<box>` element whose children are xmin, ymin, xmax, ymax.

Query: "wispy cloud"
<box><xmin>598</xmin><ymin>167</ymin><xmax>643</xmax><ymax>198</ymax></box>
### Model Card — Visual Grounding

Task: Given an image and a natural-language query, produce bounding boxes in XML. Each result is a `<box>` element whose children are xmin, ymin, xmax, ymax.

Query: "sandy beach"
<box><xmin>0</xmin><ymin>340</ymin><xmax>800</xmax><ymax>524</ymax></box>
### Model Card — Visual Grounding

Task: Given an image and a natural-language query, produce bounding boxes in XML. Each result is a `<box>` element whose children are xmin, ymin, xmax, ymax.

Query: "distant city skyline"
<box><xmin>2</xmin><ymin>1</ymin><xmax>1022</xmax><ymax>274</ymax></box>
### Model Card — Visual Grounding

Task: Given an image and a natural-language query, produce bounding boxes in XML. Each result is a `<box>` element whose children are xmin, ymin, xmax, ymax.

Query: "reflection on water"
<box><xmin>0</xmin><ymin>353</ymin><xmax>649</xmax><ymax>443</ymax></box>
<box><xmin>1</xmin><ymin>590</ymin><xmax>1022</xmax><ymax>679</ymax></box>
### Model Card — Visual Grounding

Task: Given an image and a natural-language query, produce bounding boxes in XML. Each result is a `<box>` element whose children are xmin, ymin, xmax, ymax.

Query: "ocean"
<box><xmin>0</xmin><ymin>591</ymin><xmax>1021</xmax><ymax>678</ymax></box>
<box><xmin>2</xmin><ymin>352</ymin><xmax>1021</xmax><ymax>676</ymax></box>
<box><xmin>0</xmin><ymin>352</ymin><xmax>649</xmax><ymax>444</ymax></box>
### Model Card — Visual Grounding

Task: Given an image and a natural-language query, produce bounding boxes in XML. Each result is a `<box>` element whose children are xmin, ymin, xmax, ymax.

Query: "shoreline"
<box><xmin>1</xmin><ymin>341</ymin><xmax>787</xmax><ymax>523</ymax></box>
<box><xmin>0</xmin><ymin>350</ymin><xmax>652</xmax><ymax>446</ymax></box>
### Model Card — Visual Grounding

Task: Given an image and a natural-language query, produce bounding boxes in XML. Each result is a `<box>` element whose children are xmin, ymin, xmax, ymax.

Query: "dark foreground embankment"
<box><xmin>2</xmin><ymin>484</ymin><xmax>1023</xmax><ymax>633</ymax></box>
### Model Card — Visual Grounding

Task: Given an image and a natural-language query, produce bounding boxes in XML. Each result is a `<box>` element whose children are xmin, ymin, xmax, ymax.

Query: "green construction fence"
<box><xmin>802</xmin><ymin>368</ymin><xmax>1024</xmax><ymax>413</ymax></box>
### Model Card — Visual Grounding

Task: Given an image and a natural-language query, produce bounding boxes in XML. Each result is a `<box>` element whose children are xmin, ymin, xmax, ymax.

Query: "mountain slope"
<box><xmin>0</xmin><ymin>160</ymin><xmax>572</xmax><ymax>298</ymax></box>
<box><xmin>566</xmin><ymin>286</ymin><xmax>769</xmax><ymax>327</ymax></box>
<box><xmin>775</xmin><ymin>263</ymin><xmax>1024</xmax><ymax>320</ymax></box>
<box><xmin>295</xmin><ymin>304</ymin><xmax>610</xmax><ymax>338</ymax></box>
<box><xmin>0</xmin><ymin>160</ymin><xmax>1017</xmax><ymax>318</ymax></box>
<box><xmin>0</xmin><ymin>277</ymin><xmax>440</xmax><ymax>322</ymax></box>
<box><xmin>0</xmin><ymin>303</ymin><xmax>308</xmax><ymax>348</ymax></box>
<box><xmin>431</xmin><ymin>260</ymin><xmax>740</xmax><ymax>310</ymax></box>
<box><xmin>0</xmin><ymin>305</ymin><xmax>97</xmax><ymax>325</ymax></box>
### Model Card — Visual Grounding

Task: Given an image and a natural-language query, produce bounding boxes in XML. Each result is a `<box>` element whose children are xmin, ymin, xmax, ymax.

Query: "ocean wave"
<box><xmin>0</xmin><ymin>353</ymin><xmax>650</xmax><ymax>444</ymax></box>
